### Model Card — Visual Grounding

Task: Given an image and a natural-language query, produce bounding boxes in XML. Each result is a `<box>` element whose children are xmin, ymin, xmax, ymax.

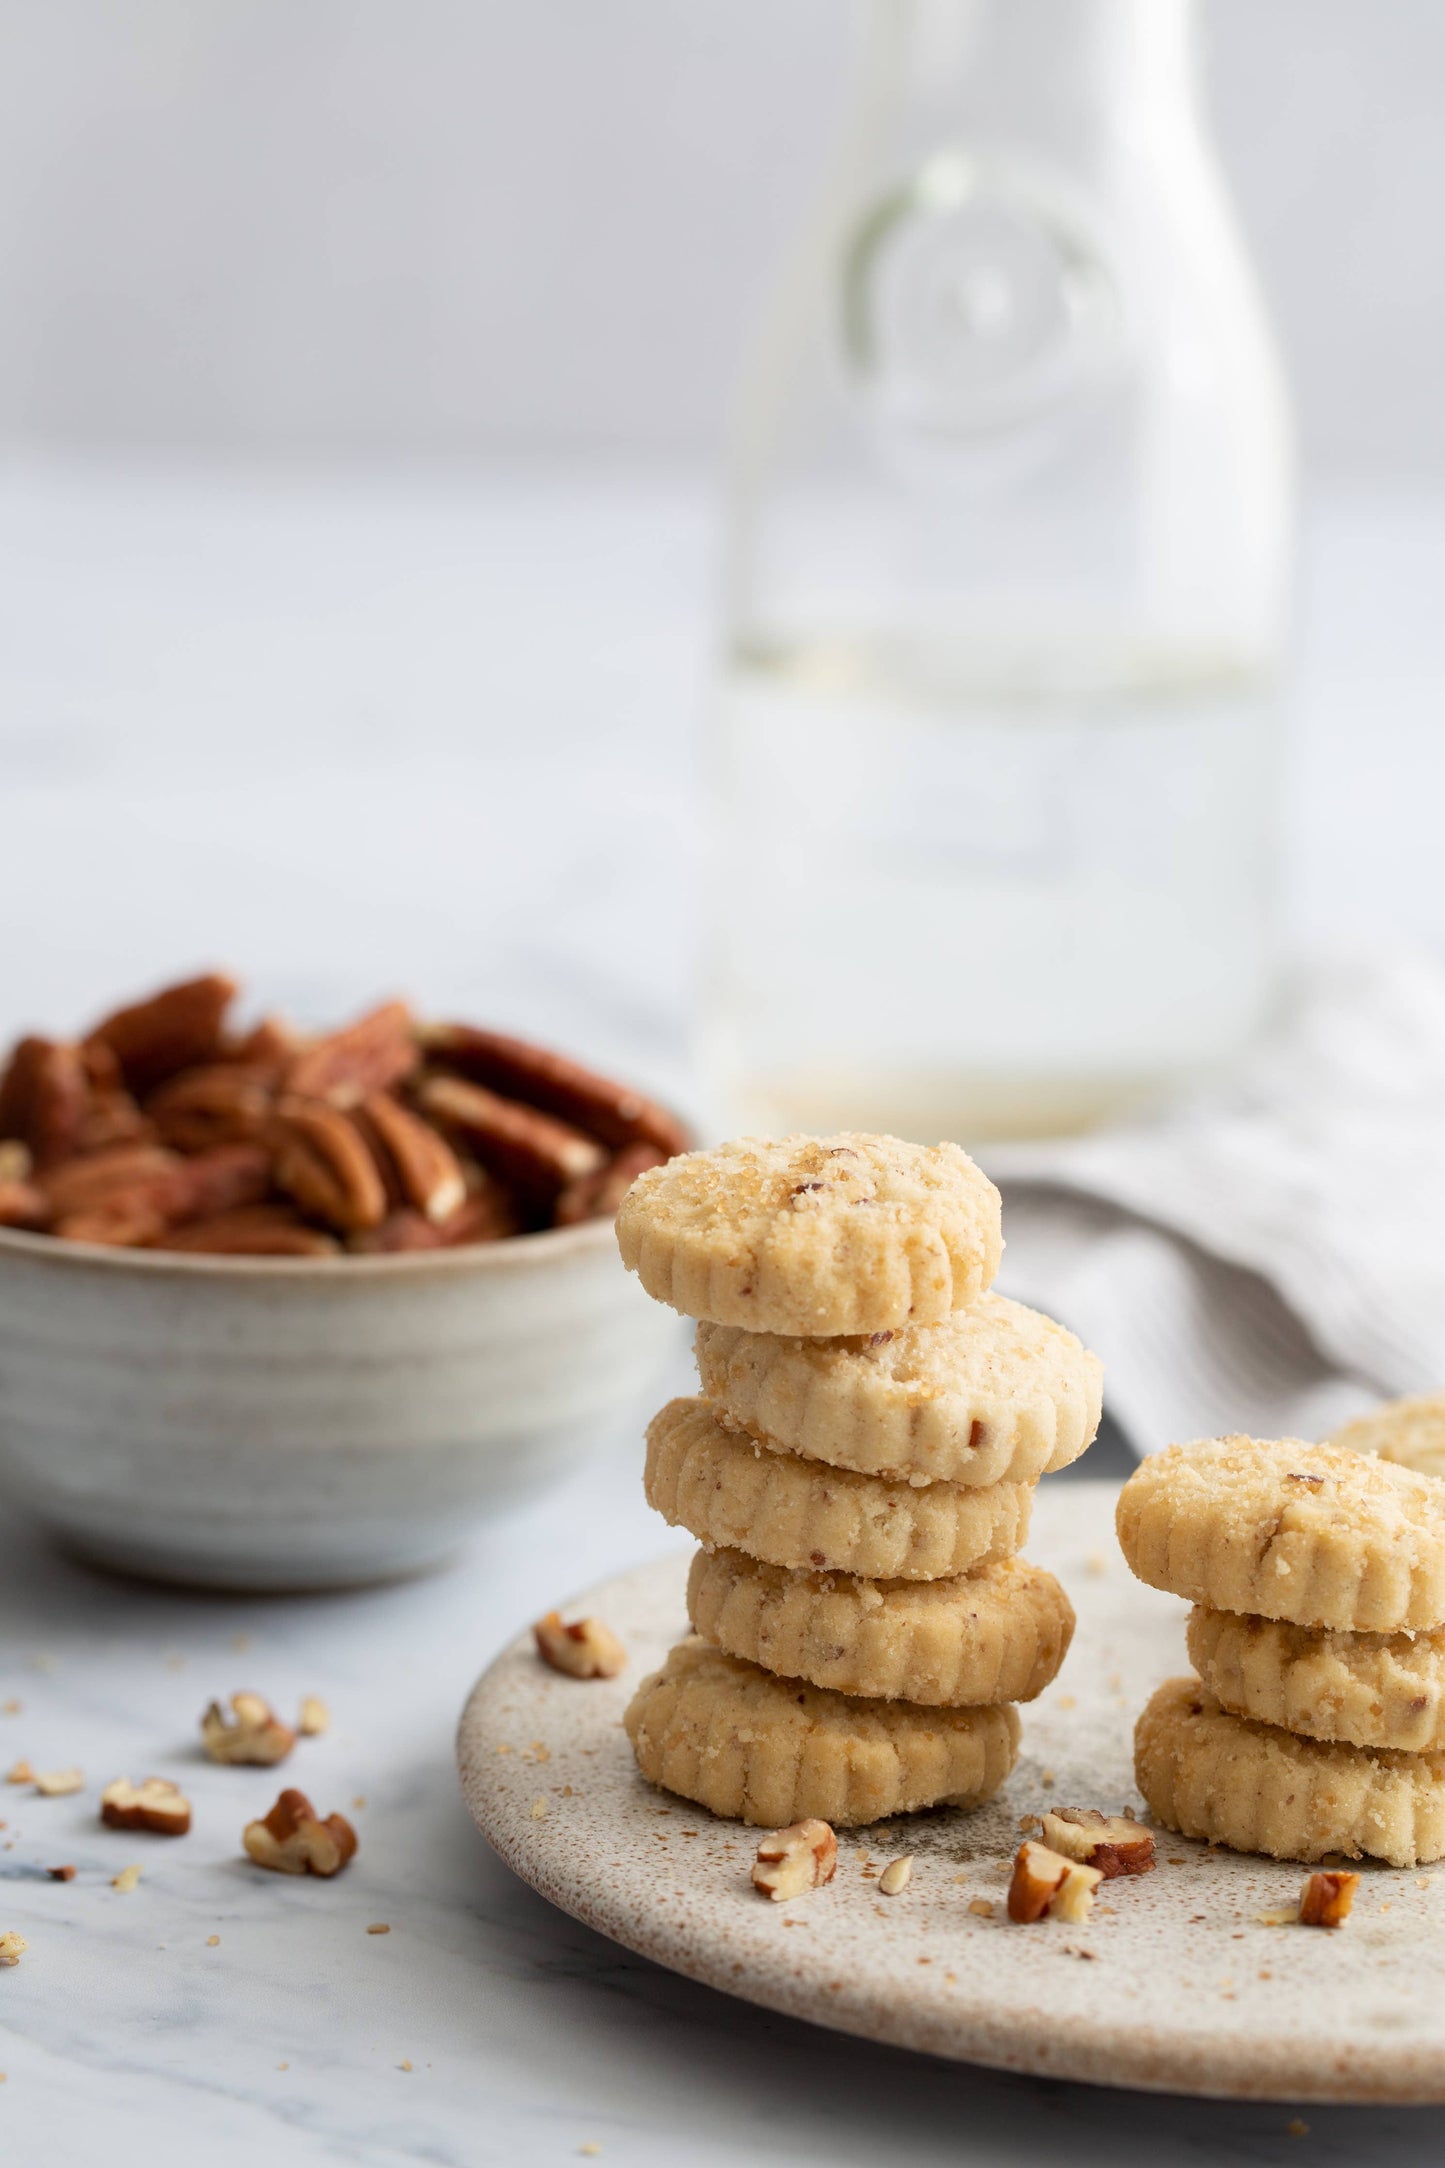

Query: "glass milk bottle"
<box><xmin>704</xmin><ymin>0</ymin><xmax>1293</xmax><ymax>1143</ymax></box>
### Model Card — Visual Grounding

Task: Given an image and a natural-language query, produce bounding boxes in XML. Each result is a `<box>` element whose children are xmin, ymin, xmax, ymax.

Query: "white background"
<box><xmin>0</xmin><ymin>0</ymin><xmax>1441</xmax><ymax>475</ymax></box>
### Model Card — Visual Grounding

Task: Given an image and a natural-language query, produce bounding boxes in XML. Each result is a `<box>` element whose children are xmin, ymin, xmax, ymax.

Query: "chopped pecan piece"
<box><xmin>297</xmin><ymin>1695</ymin><xmax>329</xmax><ymax>1737</ymax></box>
<box><xmin>1041</xmin><ymin>1809</ymin><xmax>1156</xmax><ymax>1879</ymax></box>
<box><xmin>1298</xmin><ymin>1870</ymin><xmax>1359</xmax><ymax>1927</ymax></box>
<box><xmin>285</xmin><ymin>1001</ymin><xmax>417</xmax><ymax>1108</ymax></box>
<box><xmin>415</xmin><ymin>1075</ymin><xmax>605</xmax><ymax>1201</ymax></box>
<box><xmin>243</xmin><ymin>1788</ymin><xmax>357</xmax><ymax>1877</ymax></box>
<box><xmin>0</xmin><ymin>1932</ymin><xmax>27</xmax><ymax>1966</ymax></box>
<box><xmin>201</xmin><ymin>1692</ymin><xmax>296</xmax><ymax>1766</ymax></box>
<box><xmin>1007</xmin><ymin>1840</ymin><xmax>1103</xmax><ymax>1924</ymax></box>
<box><xmin>272</xmin><ymin>1101</ymin><xmax>388</xmax><ymax>1233</ymax></box>
<box><xmin>358</xmin><ymin>1092</ymin><xmax>466</xmax><ymax>1223</ymax></box>
<box><xmin>85</xmin><ymin>973</ymin><xmax>237</xmax><ymax>1093</ymax></box>
<box><xmin>100</xmin><ymin>1776</ymin><xmax>192</xmax><ymax>1836</ymax></box>
<box><xmin>0</xmin><ymin>1037</ymin><xmax>88</xmax><ymax>1165</ymax></box>
<box><xmin>419</xmin><ymin>1025</ymin><xmax>689</xmax><ymax>1157</ymax></box>
<box><xmin>751</xmin><ymin>1819</ymin><xmax>838</xmax><ymax>1902</ymax></box>
<box><xmin>39</xmin><ymin>1144</ymin><xmax>186</xmax><ymax>1220</ymax></box>
<box><xmin>878</xmin><ymin>1856</ymin><xmax>914</xmax><ymax>1896</ymax></box>
<box><xmin>34</xmin><ymin>1767</ymin><xmax>84</xmax><ymax>1797</ymax></box>
<box><xmin>533</xmin><ymin>1611</ymin><xmax>626</xmax><ymax>1679</ymax></box>
<box><xmin>554</xmin><ymin>1140</ymin><xmax>666</xmax><ymax>1226</ymax></box>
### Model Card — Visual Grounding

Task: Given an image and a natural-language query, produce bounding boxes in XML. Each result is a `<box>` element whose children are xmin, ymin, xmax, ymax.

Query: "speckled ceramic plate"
<box><xmin>458</xmin><ymin>1481</ymin><xmax>1445</xmax><ymax>2103</ymax></box>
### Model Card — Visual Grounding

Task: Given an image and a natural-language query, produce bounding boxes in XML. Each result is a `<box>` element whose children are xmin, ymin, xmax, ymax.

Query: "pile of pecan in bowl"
<box><xmin>0</xmin><ymin>974</ymin><xmax>688</xmax><ymax>1255</ymax></box>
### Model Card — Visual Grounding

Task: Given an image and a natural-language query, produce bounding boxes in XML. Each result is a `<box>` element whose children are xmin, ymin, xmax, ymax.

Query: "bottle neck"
<box><xmin>858</xmin><ymin>0</ymin><xmax>1201</xmax><ymax>148</ymax></box>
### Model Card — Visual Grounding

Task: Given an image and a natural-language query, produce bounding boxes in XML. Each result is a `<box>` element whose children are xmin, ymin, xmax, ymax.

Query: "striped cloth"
<box><xmin>984</xmin><ymin>953</ymin><xmax>1445</xmax><ymax>1457</ymax></box>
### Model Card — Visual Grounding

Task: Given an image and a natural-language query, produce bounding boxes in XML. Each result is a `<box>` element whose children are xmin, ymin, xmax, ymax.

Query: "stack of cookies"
<box><xmin>1119</xmin><ymin>1435</ymin><xmax>1445</xmax><ymax>1868</ymax></box>
<box><xmin>613</xmin><ymin>1133</ymin><xmax>1104</xmax><ymax>1830</ymax></box>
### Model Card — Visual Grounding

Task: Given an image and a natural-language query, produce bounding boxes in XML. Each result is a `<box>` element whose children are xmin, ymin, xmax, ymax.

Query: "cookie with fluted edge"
<box><xmin>1330</xmin><ymin>1394</ymin><xmax>1445</xmax><ymax>1482</ymax></box>
<box><xmin>615</xmin><ymin>1133</ymin><xmax>1002</xmax><ymax>1336</ymax></box>
<box><xmin>1116</xmin><ymin>1435</ymin><xmax>1445</xmax><ymax>1632</ymax></box>
<box><xmin>645</xmin><ymin>1397</ymin><xmax>1031</xmax><ymax>1580</ymax></box>
<box><xmin>623</xmin><ymin>1635</ymin><xmax>1020</xmax><ymax>1828</ymax></box>
<box><xmin>695</xmin><ymin>1292</ymin><xmax>1100</xmax><ymax>1485</ymax></box>
<box><xmin>1134</xmin><ymin>1675</ymin><xmax>1445</xmax><ymax>1867</ymax></box>
<box><xmin>687</xmin><ymin>1546</ymin><xmax>1073</xmax><ymax>1707</ymax></box>
<box><xmin>1187</xmin><ymin>1605</ymin><xmax>1445</xmax><ymax>1754</ymax></box>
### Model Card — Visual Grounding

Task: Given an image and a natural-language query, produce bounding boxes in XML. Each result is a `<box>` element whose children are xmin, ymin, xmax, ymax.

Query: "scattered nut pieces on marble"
<box><xmin>751</xmin><ymin>1818</ymin><xmax>838</xmax><ymax>1902</ymax></box>
<box><xmin>1041</xmin><ymin>1809</ymin><xmax>1156</xmax><ymax>1879</ymax></box>
<box><xmin>110</xmin><ymin>1864</ymin><xmax>143</xmax><ymax>1894</ymax></box>
<box><xmin>1007</xmin><ymin>1840</ymin><xmax>1103</xmax><ymax>1925</ymax></box>
<box><xmin>33</xmin><ymin>1767</ymin><xmax>83</xmax><ymax>1797</ymax></box>
<box><xmin>46</xmin><ymin>1865</ymin><xmax>76</xmax><ymax>1882</ymax></box>
<box><xmin>5</xmin><ymin>1761</ymin><xmax>34</xmax><ymax>1786</ymax></box>
<box><xmin>243</xmin><ymin>1788</ymin><xmax>358</xmax><ymax>1877</ymax></box>
<box><xmin>533</xmin><ymin>1611</ymin><xmax>627</xmax><ymax>1680</ymax></box>
<box><xmin>878</xmin><ymin>1856</ymin><xmax>914</xmax><ymax>1897</ymax></box>
<box><xmin>0</xmin><ymin>1933</ymin><xmax>27</xmax><ymax>1967</ymax></box>
<box><xmin>201</xmin><ymin>1692</ymin><xmax>296</xmax><ymax>1766</ymax></box>
<box><xmin>1298</xmin><ymin>1871</ymin><xmax>1360</xmax><ymax>1928</ymax></box>
<box><xmin>100</xmin><ymin>1777</ymin><xmax>192</xmax><ymax>1836</ymax></box>
<box><xmin>297</xmin><ymin>1695</ymin><xmax>330</xmax><ymax>1737</ymax></box>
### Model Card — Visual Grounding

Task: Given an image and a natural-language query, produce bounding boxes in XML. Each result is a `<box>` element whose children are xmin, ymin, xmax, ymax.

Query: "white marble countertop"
<box><xmin>2</xmin><ymin>460</ymin><xmax>1445</xmax><ymax>2165</ymax></box>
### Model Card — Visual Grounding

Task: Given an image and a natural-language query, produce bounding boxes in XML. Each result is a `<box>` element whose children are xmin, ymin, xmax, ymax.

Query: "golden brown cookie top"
<box><xmin>1117</xmin><ymin>1435</ymin><xmax>1445</xmax><ymax>1631</ymax></box>
<box><xmin>616</xmin><ymin>1132</ymin><xmax>1002</xmax><ymax>1336</ymax></box>
<box><xmin>1330</xmin><ymin>1394</ymin><xmax>1445</xmax><ymax>1481</ymax></box>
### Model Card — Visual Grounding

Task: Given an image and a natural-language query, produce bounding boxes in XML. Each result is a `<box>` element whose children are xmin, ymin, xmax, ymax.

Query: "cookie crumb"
<box><xmin>530</xmin><ymin>1796</ymin><xmax>549</xmax><ymax>1820</ymax></box>
<box><xmin>1085</xmin><ymin>1552</ymin><xmax>1108</xmax><ymax>1577</ymax></box>
<box><xmin>578</xmin><ymin>2148</ymin><xmax>602</xmax><ymax>2160</ymax></box>
<box><xmin>398</xmin><ymin>2058</ymin><xmax>413</xmax><ymax>2073</ymax></box>
<box><xmin>968</xmin><ymin>1897</ymin><xmax>995</xmax><ymax>1918</ymax></box>
<box><xmin>366</xmin><ymin>1923</ymin><xmax>391</xmax><ymax>1935</ymax></box>
<box><xmin>878</xmin><ymin>1856</ymin><xmax>913</xmax><ymax>1896</ymax></box>
<box><xmin>206</xmin><ymin>1934</ymin><xmax>220</xmax><ymax>1947</ymax></box>
<box><xmin>110</xmin><ymin>1863</ymin><xmax>142</xmax><ymax>1894</ymax></box>
<box><xmin>298</xmin><ymin>1695</ymin><xmax>330</xmax><ymax>1737</ymax></box>
<box><xmin>1288</xmin><ymin>2119</ymin><xmax>1310</xmax><ymax>2139</ymax></box>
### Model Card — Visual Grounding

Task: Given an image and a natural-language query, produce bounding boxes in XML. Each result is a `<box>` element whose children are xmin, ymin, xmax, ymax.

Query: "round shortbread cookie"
<box><xmin>1330</xmin><ymin>1394</ymin><xmax>1445</xmax><ymax>1482</ymax></box>
<box><xmin>644</xmin><ymin>1397</ymin><xmax>1032</xmax><ymax>1580</ymax></box>
<box><xmin>615</xmin><ymin>1133</ymin><xmax>1002</xmax><ymax>1336</ymax></box>
<box><xmin>695</xmin><ymin>1293</ymin><xmax>1101</xmax><ymax>1485</ymax></box>
<box><xmin>1116</xmin><ymin>1435</ymin><xmax>1445</xmax><ymax>1632</ymax></box>
<box><xmin>1134</xmin><ymin>1675</ymin><xmax>1445</xmax><ymax>1868</ymax></box>
<box><xmin>623</xmin><ymin>1636</ymin><xmax>1020</xmax><ymax>1828</ymax></box>
<box><xmin>1186</xmin><ymin>1605</ymin><xmax>1445</xmax><ymax>1753</ymax></box>
<box><xmin>687</xmin><ymin>1547</ymin><xmax>1073</xmax><ymax>1707</ymax></box>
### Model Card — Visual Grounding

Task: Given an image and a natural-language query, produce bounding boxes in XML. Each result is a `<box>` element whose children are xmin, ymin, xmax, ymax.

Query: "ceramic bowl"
<box><xmin>0</xmin><ymin>1217</ymin><xmax>682</xmax><ymax>1590</ymax></box>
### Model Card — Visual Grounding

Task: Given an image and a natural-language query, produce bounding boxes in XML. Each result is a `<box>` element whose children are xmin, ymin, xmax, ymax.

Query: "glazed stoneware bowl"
<box><xmin>0</xmin><ymin>1217</ymin><xmax>680</xmax><ymax>1590</ymax></box>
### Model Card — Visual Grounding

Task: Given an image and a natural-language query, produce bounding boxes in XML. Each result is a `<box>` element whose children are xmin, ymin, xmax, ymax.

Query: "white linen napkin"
<box><xmin>982</xmin><ymin>952</ymin><xmax>1445</xmax><ymax>1456</ymax></box>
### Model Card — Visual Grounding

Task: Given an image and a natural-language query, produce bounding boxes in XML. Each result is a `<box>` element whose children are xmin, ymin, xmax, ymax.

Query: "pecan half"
<box><xmin>100</xmin><ymin>1776</ymin><xmax>192</xmax><ymax>1836</ymax></box>
<box><xmin>228</xmin><ymin>1015</ymin><xmax>303</xmax><ymax>1072</ymax></box>
<box><xmin>39</xmin><ymin>1144</ymin><xmax>182</xmax><ymax>1217</ymax></box>
<box><xmin>0</xmin><ymin>1179</ymin><xmax>47</xmax><ymax>1230</ymax></box>
<box><xmin>151</xmin><ymin>1206</ymin><xmax>340</xmax><ymax>1256</ymax></box>
<box><xmin>54</xmin><ymin>1196</ymin><xmax>169</xmax><ymax>1247</ymax></box>
<box><xmin>85</xmin><ymin>973</ymin><xmax>237</xmax><ymax>1093</ymax></box>
<box><xmin>435</xmin><ymin>1172</ymin><xmax>525</xmax><ymax>1245</ymax></box>
<box><xmin>358</xmin><ymin>1092</ymin><xmax>466</xmax><ymax>1222</ymax></box>
<box><xmin>243</xmin><ymin>1788</ymin><xmax>357</xmax><ymax>1877</ymax></box>
<box><xmin>172</xmin><ymin>1142</ymin><xmax>272</xmax><ymax>1221</ymax></box>
<box><xmin>147</xmin><ymin>1064</ymin><xmax>275</xmax><ymax>1151</ymax></box>
<box><xmin>415</xmin><ymin>1075</ymin><xmax>604</xmax><ymax>1201</ymax></box>
<box><xmin>0</xmin><ymin>1037</ymin><xmax>88</xmax><ymax>1165</ymax></box>
<box><xmin>420</xmin><ymin>1025</ymin><xmax>689</xmax><ymax>1157</ymax></box>
<box><xmin>272</xmin><ymin>1101</ymin><xmax>388</xmax><ymax>1232</ymax></box>
<box><xmin>285</xmin><ymin>1001</ymin><xmax>417</xmax><ymax>1108</ymax></box>
<box><xmin>349</xmin><ymin>1209</ymin><xmax>446</xmax><ymax>1255</ymax></box>
<box><xmin>554</xmin><ymin>1140</ymin><xmax>666</xmax><ymax>1226</ymax></box>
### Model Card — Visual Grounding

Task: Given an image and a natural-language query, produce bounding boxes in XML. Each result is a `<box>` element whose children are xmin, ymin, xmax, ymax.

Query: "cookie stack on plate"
<box><xmin>613</xmin><ymin>1133</ymin><xmax>1104</xmax><ymax>1830</ymax></box>
<box><xmin>1119</xmin><ymin>1435</ymin><xmax>1445</xmax><ymax>1867</ymax></box>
